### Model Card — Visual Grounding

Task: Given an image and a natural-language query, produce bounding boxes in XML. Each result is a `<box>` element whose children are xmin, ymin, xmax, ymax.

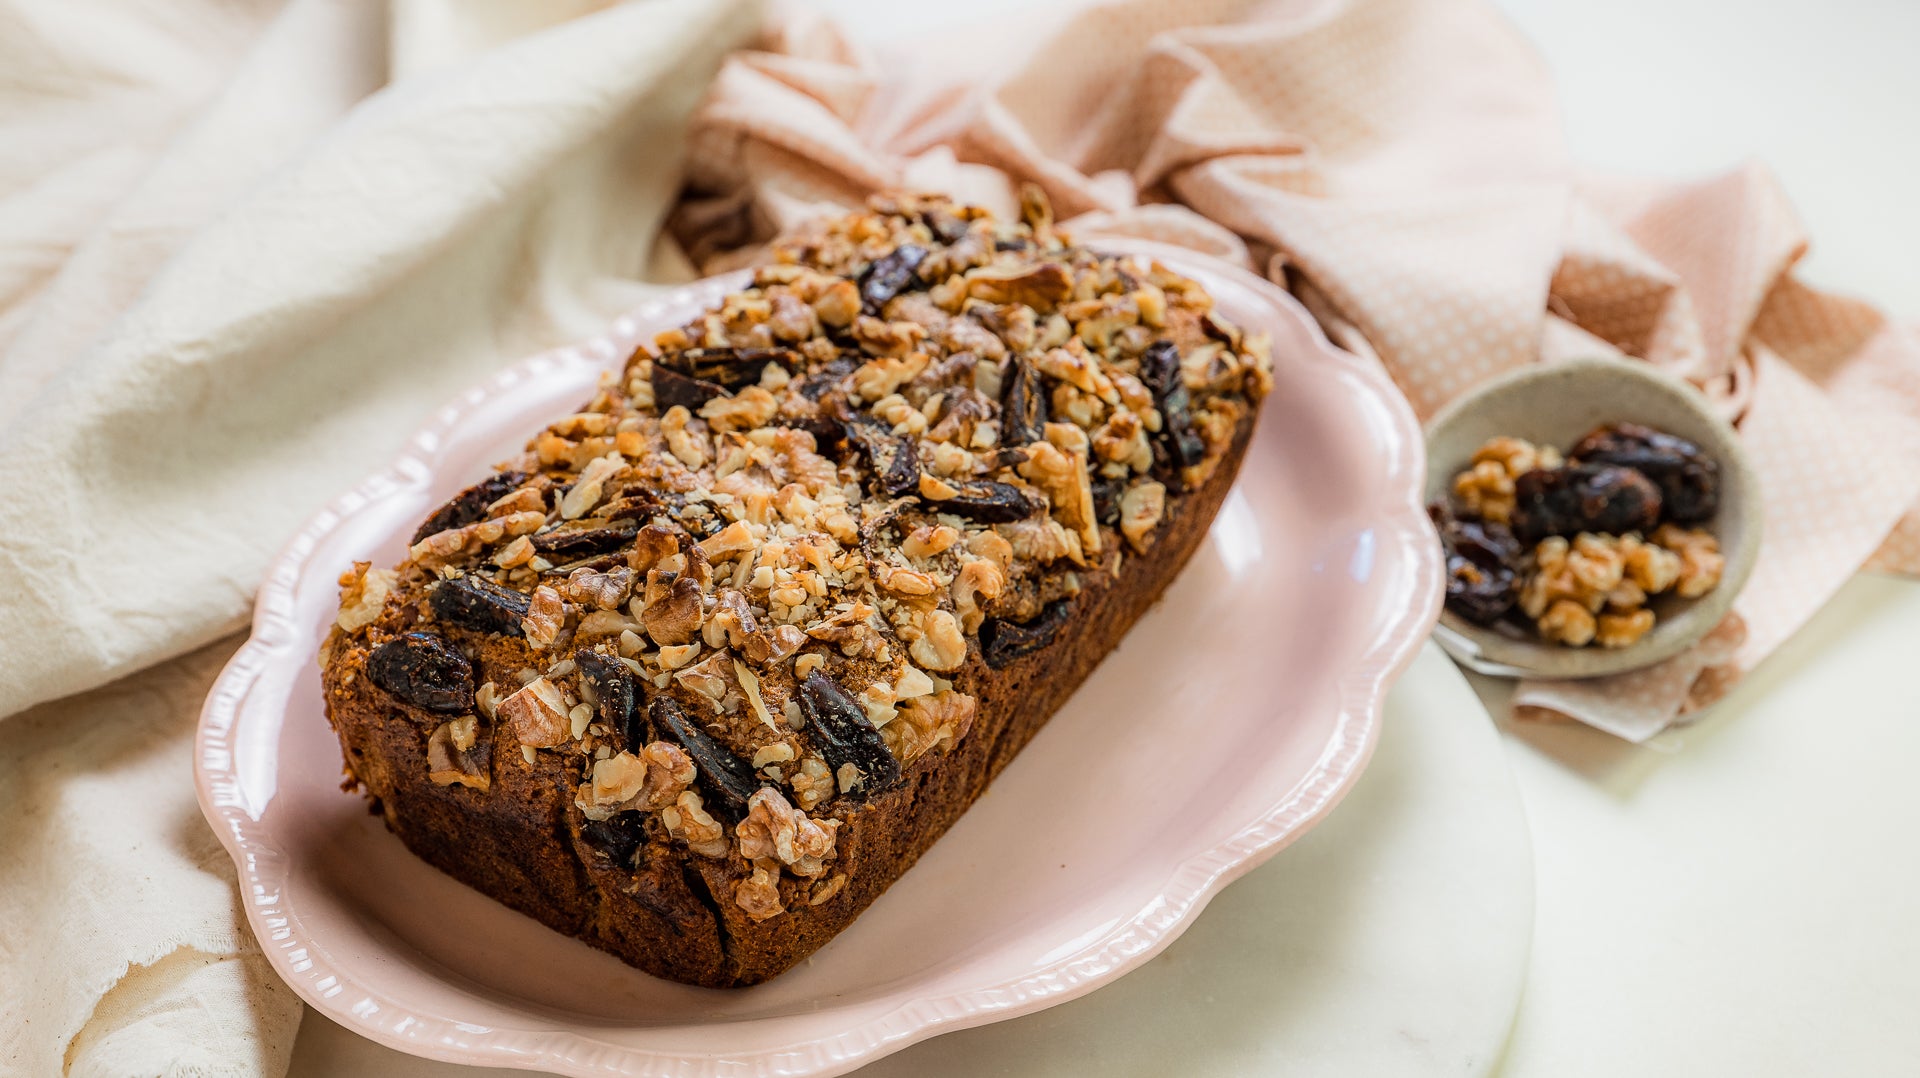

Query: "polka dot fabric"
<box><xmin>676</xmin><ymin>0</ymin><xmax>1920</xmax><ymax>740</ymax></box>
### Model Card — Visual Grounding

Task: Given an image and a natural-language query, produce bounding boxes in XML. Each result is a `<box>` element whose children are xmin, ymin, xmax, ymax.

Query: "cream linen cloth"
<box><xmin>673</xmin><ymin>0</ymin><xmax>1920</xmax><ymax>743</ymax></box>
<box><xmin>4</xmin><ymin>0</ymin><xmax>1919</xmax><ymax>1075</ymax></box>
<box><xmin>0</xmin><ymin>0</ymin><xmax>759</xmax><ymax>1074</ymax></box>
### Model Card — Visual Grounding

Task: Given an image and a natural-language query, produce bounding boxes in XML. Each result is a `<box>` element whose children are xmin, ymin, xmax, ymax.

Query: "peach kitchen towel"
<box><xmin>671</xmin><ymin>0</ymin><xmax>1920</xmax><ymax>743</ymax></box>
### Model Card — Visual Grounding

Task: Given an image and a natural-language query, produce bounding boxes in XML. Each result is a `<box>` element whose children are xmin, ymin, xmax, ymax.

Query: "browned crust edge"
<box><xmin>321</xmin><ymin>412</ymin><xmax>1256</xmax><ymax>987</ymax></box>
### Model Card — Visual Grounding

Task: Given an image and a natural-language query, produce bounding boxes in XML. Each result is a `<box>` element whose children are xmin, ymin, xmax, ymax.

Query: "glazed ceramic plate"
<box><xmin>195</xmin><ymin>244</ymin><xmax>1441</xmax><ymax>1078</ymax></box>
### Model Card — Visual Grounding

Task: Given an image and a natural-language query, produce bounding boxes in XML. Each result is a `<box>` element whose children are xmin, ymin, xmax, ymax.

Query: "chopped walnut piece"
<box><xmin>789</xmin><ymin>754</ymin><xmax>834</xmax><ymax>810</ymax></box>
<box><xmin>675</xmin><ymin>650</ymin><xmax>739</xmax><ymax>711</ymax></box>
<box><xmin>560</xmin><ymin>453</ymin><xmax>623</xmax><ymax>519</ymax></box>
<box><xmin>336</xmin><ymin>562</ymin><xmax>397</xmax><ymax>633</ymax></box>
<box><xmin>752</xmin><ymin>742</ymin><xmax>797</xmax><ymax>768</ymax></box>
<box><xmin>1566</xmin><ymin>533</ymin><xmax>1626</xmax><ymax>594</ymax></box>
<box><xmin>965</xmin><ymin>262</ymin><xmax>1073</xmax><ymax>311</ymax></box>
<box><xmin>497</xmin><ymin>677</ymin><xmax>571</xmax><ymax>748</ymax></box>
<box><xmin>1653</xmin><ymin>525</ymin><xmax>1725</xmax><ymax>598</ymax></box>
<box><xmin>902</xmin><ymin>524</ymin><xmax>960</xmax><ymax>560</ymax></box>
<box><xmin>521</xmin><ymin>586</ymin><xmax>568</xmax><ymax>649</ymax></box>
<box><xmin>426</xmin><ymin>716</ymin><xmax>491</xmax><ymax>789</ymax></box>
<box><xmin>1537</xmin><ymin>598</ymin><xmax>1597</xmax><ymax>647</ymax></box>
<box><xmin>1092</xmin><ymin>410</ymin><xmax>1152</xmax><ymax>473</ymax></box>
<box><xmin>700</xmin><ymin>386</ymin><xmax>780</xmax><ymax>433</ymax></box>
<box><xmin>734</xmin><ymin>863</ymin><xmax>785</xmax><ymax>922</ymax></box>
<box><xmin>1451</xmin><ymin>436</ymin><xmax>1565</xmax><ymax>525</ymax></box>
<box><xmin>628</xmin><ymin>523</ymin><xmax>680</xmax><ymax>575</ymax></box>
<box><xmin>699</xmin><ymin>520</ymin><xmax>755</xmax><ymax>561</ymax></box>
<box><xmin>492</xmin><ymin>535</ymin><xmax>535</xmax><ymax>568</ymax></box>
<box><xmin>661</xmin><ymin>790</ymin><xmax>729</xmax><ymax>858</ymax></box>
<box><xmin>1624</xmin><ymin>536</ymin><xmax>1683</xmax><ymax>593</ymax></box>
<box><xmin>1452</xmin><ymin>460</ymin><xmax>1517</xmax><ymax>525</ymax></box>
<box><xmin>808</xmin><ymin>873</ymin><xmax>849</xmax><ymax>906</ymax></box>
<box><xmin>658</xmin><ymin>642</ymin><xmax>701</xmax><ymax>669</ymax></box>
<box><xmin>1118</xmin><ymin>481</ymin><xmax>1167</xmax><ymax>554</ymax></box>
<box><xmin>660</xmin><ymin>405</ymin><xmax>707</xmax><ymax>469</ymax></box>
<box><xmin>1596</xmin><ymin>608</ymin><xmax>1656</xmax><ymax>648</ymax></box>
<box><xmin>1019</xmin><ymin>436</ymin><xmax>1100</xmax><ymax>557</ymax></box>
<box><xmin>950</xmin><ymin>558</ymin><xmax>1005</xmax><ymax>634</ymax></box>
<box><xmin>561</xmin><ymin>566</ymin><xmax>633</xmax><ymax>610</ymax></box>
<box><xmin>908</xmin><ymin>609</ymin><xmax>968</xmax><ymax>672</ymax></box>
<box><xmin>642</xmin><ymin>571</ymin><xmax>704</xmax><ymax>646</ymax></box>
<box><xmin>576</xmin><ymin>742</ymin><xmax>696</xmax><ymax>820</ymax></box>
<box><xmin>880</xmin><ymin>690</ymin><xmax>977</xmax><ymax>763</ymax></box>
<box><xmin>767</xmin><ymin>292</ymin><xmax>818</xmax><ymax>342</ymax></box>
<box><xmin>812</xmin><ymin>279</ymin><xmax>860</xmax><ymax>327</ymax></box>
<box><xmin>743</xmin><ymin>623</ymin><xmax>807</xmax><ymax>665</ymax></box>
<box><xmin>1476</xmin><ymin>436</ymin><xmax>1563</xmax><ymax>478</ymax></box>
<box><xmin>852</xmin><ymin>352</ymin><xmax>929</xmax><ymax>401</ymax></box>
<box><xmin>736</xmin><ymin>787</ymin><xmax>838</xmax><ymax>878</ymax></box>
<box><xmin>409</xmin><ymin>510</ymin><xmax>546</xmax><ymax>567</ymax></box>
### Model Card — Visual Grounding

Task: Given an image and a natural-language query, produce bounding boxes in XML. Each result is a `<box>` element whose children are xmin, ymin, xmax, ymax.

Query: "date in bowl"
<box><xmin>1423</xmin><ymin>357</ymin><xmax>1761</xmax><ymax>680</ymax></box>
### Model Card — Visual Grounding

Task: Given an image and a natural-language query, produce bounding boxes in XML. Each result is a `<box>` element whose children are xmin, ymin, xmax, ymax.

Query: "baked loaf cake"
<box><xmin>320</xmin><ymin>193</ymin><xmax>1272</xmax><ymax>987</ymax></box>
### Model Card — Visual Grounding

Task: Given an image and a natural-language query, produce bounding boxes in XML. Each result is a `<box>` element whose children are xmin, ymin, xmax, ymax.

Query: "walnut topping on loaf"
<box><xmin>322</xmin><ymin>192</ymin><xmax>1270</xmax><ymax>944</ymax></box>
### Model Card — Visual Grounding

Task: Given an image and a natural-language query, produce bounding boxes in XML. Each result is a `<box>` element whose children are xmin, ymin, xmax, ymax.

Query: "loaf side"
<box><xmin>320</xmin><ymin>192</ymin><xmax>1272</xmax><ymax>986</ymax></box>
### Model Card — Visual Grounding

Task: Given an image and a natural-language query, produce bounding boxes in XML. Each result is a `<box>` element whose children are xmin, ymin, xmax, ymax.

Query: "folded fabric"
<box><xmin>0</xmin><ymin>0</ymin><xmax>759</xmax><ymax>1071</ymax></box>
<box><xmin>672</xmin><ymin>0</ymin><xmax>1920</xmax><ymax>742</ymax></box>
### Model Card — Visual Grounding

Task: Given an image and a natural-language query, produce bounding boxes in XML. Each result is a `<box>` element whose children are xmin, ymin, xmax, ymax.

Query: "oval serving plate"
<box><xmin>195</xmin><ymin>244</ymin><xmax>1441</xmax><ymax>1078</ymax></box>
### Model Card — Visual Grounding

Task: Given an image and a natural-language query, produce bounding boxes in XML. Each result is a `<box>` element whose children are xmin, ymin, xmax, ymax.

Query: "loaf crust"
<box><xmin>320</xmin><ymin>194</ymin><xmax>1270</xmax><ymax>987</ymax></box>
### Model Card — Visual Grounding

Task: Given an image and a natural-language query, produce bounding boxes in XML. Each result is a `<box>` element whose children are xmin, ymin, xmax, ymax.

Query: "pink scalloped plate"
<box><xmin>195</xmin><ymin>244</ymin><xmax>1441</xmax><ymax>1077</ymax></box>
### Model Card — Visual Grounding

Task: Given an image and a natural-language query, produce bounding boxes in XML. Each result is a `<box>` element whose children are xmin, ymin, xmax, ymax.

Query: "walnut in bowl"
<box><xmin>1423</xmin><ymin>357</ymin><xmax>1760</xmax><ymax>679</ymax></box>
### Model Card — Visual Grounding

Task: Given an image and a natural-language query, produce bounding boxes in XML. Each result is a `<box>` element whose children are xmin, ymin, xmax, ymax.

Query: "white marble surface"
<box><xmin>1486</xmin><ymin>574</ymin><xmax>1920</xmax><ymax>1077</ymax></box>
<box><xmin>288</xmin><ymin>644</ymin><xmax>1536</xmax><ymax>1078</ymax></box>
<box><xmin>1481</xmin><ymin>2</ymin><xmax>1920</xmax><ymax>1074</ymax></box>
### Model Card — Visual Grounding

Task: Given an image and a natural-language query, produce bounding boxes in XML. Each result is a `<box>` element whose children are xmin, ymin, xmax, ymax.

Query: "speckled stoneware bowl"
<box><xmin>1424</xmin><ymin>356</ymin><xmax>1760</xmax><ymax>679</ymax></box>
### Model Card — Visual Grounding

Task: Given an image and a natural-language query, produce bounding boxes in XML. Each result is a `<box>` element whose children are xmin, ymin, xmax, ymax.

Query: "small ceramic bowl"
<box><xmin>1424</xmin><ymin>356</ymin><xmax>1761</xmax><ymax>679</ymax></box>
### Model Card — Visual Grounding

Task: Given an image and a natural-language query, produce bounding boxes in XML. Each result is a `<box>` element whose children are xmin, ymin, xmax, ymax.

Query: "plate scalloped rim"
<box><xmin>195</xmin><ymin>246</ymin><xmax>1441</xmax><ymax>1078</ymax></box>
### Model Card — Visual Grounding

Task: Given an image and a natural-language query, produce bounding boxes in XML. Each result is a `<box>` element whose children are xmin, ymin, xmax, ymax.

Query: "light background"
<box><xmin>288</xmin><ymin>2</ymin><xmax>1920</xmax><ymax>1074</ymax></box>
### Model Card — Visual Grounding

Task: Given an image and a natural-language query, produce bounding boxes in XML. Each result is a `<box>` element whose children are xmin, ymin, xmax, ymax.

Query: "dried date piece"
<box><xmin>1444</xmin><ymin>555</ymin><xmax>1517</xmax><ymax>625</ymax></box>
<box><xmin>1140</xmin><ymin>341</ymin><xmax>1207</xmax><ymax>473</ymax></box>
<box><xmin>796</xmin><ymin>674</ymin><xmax>902</xmax><ymax>796</ymax></box>
<box><xmin>651</xmin><ymin>696</ymin><xmax>762</xmax><ymax>822</ymax></box>
<box><xmin>662</xmin><ymin>347</ymin><xmax>793</xmax><ymax>391</ymax></box>
<box><xmin>411</xmin><ymin>471</ymin><xmax>529</xmax><ymax>546</ymax></box>
<box><xmin>923</xmin><ymin>207</ymin><xmax>970</xmax><ymax>245</ymax></box>
<box><xmin>599</xmin><ymin>490</ymin><xmax>663</xmax><ymax>521</ymax></box>
<box><xmin>576</xmin><ymin>648</ymin><xmax>644</xmax><ymax>747</ymax></box>
<box><xmin>1510</xmin><ymin>464</ymin><xmax>1662</xmax><ymax>544</ymax></box>
<box><xmin>429</xmin><ymin>575</ymin><xmax>531</xmax><ymax>637</ymax></box>
<box><xmin>530</xmin><ymin>519</ymin><xmax>640</xmax><ymax>559</ymax></box>
<box><xmin>858</xmin><ymin>244</ymin><xmax>928</xmax><ymax>314</ymax></box>
<box><xmin>980</xmin><ymin>599</ymin><xmax>1072</xmax><ymax>669</ymax></box>
<box><xmin>999</xmin><ymin>357</ymin><xmax>1049</xmax><ymax>446</ymax></box>
<box><xmin>1091</xmin><ymin>475</ymin><xmax>1124</xmax><ymax>526</ymax></box>
<box><xmin>841</xmin><ymin>411</ymin><xmax>920</xmax><ymax>498</ymax></box>
<box><xmin>922</xmin><ymin>476</ymin><xmax>1036</xmax><ymax>523</ymax></box>
<box><xmin>650</xmin><ymin>363</ymin><xmax>728</xmax><ymax>413</ymax></box>
<box><xmin>366</xmin><ymin>632</ymin><xmax>474</xmax><ymax>712</ymax></box>
<box><xmin>1432</xmin><ymin>503</ymin><xmax>1523</xmax><ymax>569</ymax></box>
<box><xmin>1431</xmin><ymin>504</ymin><xmax>1522</xmax><ymax>625</ymax></box>
<box><xmin>581</xmin><ymin>810</ymin><xmax>653</xmax><ymax>869</ymax></box>
<box><xmin>1569</xmin><ymin>422</ymin><xmax>1720</xmax><ymax>525</ymax></box>
<box><xmin>796</xmin><ymin>356</ymin><xmax>858</xmax><ymax>401</ymax></box>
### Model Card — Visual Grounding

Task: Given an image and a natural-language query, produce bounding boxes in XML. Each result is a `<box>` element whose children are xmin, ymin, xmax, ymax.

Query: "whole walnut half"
<box><xmin>1569</xmin><ymin>422</ymin><xmax>1720</xmax><ymax>525</ymax></box>
<box><xmin>1509</xmin><ymin>464</ymin><xmax>1662</xmax><ymax>544</ymax></box>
